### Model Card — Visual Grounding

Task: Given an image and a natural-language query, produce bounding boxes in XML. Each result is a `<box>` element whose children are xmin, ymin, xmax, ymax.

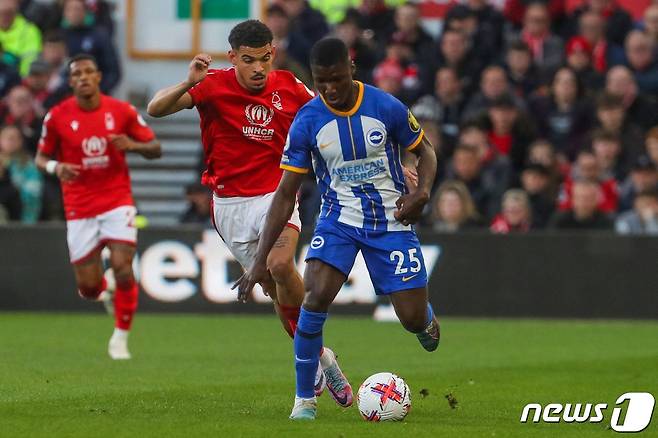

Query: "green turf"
<box><xmin>0</xmin><ymin>313</ymin><xmax>656</xmax><ymax>437</ymax></box>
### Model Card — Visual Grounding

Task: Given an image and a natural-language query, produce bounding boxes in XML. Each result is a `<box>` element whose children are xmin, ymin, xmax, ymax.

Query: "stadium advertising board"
<box><xmin>1</xmin><ymin>226</ymin><xmax>656</xmax><ymax>318</ymax></box>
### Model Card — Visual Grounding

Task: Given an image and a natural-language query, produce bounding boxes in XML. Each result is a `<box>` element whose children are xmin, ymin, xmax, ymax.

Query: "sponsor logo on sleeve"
<box><xmin>407</xmin><ymin>110</ymin><xmax>420</xmax><ymax>133</ymax></box>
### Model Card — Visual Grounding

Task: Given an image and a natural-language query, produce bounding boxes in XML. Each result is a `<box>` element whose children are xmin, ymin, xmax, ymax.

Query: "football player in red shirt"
<box><xmin>148</xmin><ymin>20</ymin><xmax>352</xmax><ymax>406</ymax></box>
<box><xmin>35</xmin><ymin>54</ymin><xmax>161</xmax><ymax>360</ymax></box>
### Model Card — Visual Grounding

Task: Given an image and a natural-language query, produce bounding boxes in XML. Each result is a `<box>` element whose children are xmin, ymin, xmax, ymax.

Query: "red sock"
<box><xmin>114</xmin><ymin>279</ymin><xmax>138</xmax><ymax>330</ymax></box>
<box><xmin>78</xmin><ymin>277</ymin><xmax>107</xmax><ymax>300</ymax></box>
<box><xmin>278</xmin><ymin>305</ymin><xmax>300</xmax><ymax>338</ymax></box>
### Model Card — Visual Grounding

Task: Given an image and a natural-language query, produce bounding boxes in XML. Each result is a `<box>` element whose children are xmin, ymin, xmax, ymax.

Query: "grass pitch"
<box><xmin>0</xmin><ymin>313</ymin><xmax>656</xmax><ymax>437</ymax></box>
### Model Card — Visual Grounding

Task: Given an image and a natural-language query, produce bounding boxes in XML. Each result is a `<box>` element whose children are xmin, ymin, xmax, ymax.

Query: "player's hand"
<box><xmin>187</xmin><ymin>53</ymin><xmax>211</xmax><ymax>86</ymax></box>
<box><xmin>394</xmin><ymin>191</ymin><xmax>429</xmax><ymax>226</ymax></box>
<box><xmin>55</xmin><ymin>162</ymin><xmax>82</xmax><ymax>182</ymax></box>
<box><xmin>108</xmin><ymin>134</ymin><xmax>134</xmax><ymax>152</ymax></box>
<box><xmin>402</xmin><ymin>166</ymin><xmax>418</xmax><ymax>190</ymax></box>
<box><xmin>232</xmin><ymin>261</ymin><xmax>270</xmax><ymax>303</ymax></box>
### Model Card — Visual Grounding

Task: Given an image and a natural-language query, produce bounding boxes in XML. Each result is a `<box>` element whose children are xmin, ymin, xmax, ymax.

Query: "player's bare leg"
<box><xmin>390</xmin><ymin>287</ymin><xmax>440</xmax><ymax>352</ymax></box>
<box><xmin>106</xmin><ymin>242</ymin><xmax>139</xmax><ymax>360</ymax></box>
<box><xmin>266</xmin><ymin>227</ymin><xmax>305</xmax><ymax>335</ymax></box>
<box><xmin>73</xmin><ymin>249</ymin><xmax>106</xmax><ymax>300</ymax></box>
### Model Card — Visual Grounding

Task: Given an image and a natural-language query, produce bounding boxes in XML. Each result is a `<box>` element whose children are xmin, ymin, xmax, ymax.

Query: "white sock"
<box><xmin>111</xmin><ymin>327</ymin><xmax>129</xmax><ymax>341</ymax></box>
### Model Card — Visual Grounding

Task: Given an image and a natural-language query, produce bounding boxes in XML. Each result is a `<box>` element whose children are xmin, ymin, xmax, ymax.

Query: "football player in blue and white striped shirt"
<box><xmin>234</xmin><ymin>38</ymin><xmax>440</xmax><ymax>421</ymax></box>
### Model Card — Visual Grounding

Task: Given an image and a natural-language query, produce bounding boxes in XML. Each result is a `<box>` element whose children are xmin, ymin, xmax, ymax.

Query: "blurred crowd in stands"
<box><xmin>253</xmin><ymin>0</ymin><xmax>658</xmax><ymax>235</ymax></box>
<box><xmin>0</xmin><ymin>0</ymin><xmax>119</xmax><ymax>224</ymax></box>
<box><xmin>0</xmin><ymin>0</ymin><xmax>655</xmax><ymax>235</ymax></box>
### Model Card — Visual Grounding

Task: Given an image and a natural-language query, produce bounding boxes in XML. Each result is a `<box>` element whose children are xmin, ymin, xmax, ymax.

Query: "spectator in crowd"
<box><xmin>646</xmin><ymin>127</ymin><xmax>658</xmax><ymax>168</ymax></box>
<box><xmin>373</xmin><ymin>57</ymin><xmax>405</xmax><ymax>102</ymax></box>
<box><xmin>520</xmin><ymin>163</ymin><xmax>555</xmax><ymax>228</ymax></box>
<box><xmin>462</xmin><ymin>0</ymin><xmax>506</xmax><ymax>57</ymax></box>
<box><xmin>615</xmin><ymin>187</ymin><xmax>658</xmax><ymax>235</ymax></box>
<box><xmin>558</xmin><ymin>150</ymin><xmax>618</xmax><ymax>213</ymax></box>
<box><xmin>567</xmin><ymin>0</ymin><xmax>633</xmax><ymax>47</ymax></box>
<box><xmin>445</xmin><ymin>143</ymin><xmax>497</xmax><ymax>219</ymax></box>
<box><xmin>0</xmin><ymin>0</ymin><xmax>41</xmax><ymax>76</ymax></box>
<box><xmin>515</xmin><ymin>3</ymin><xmax>564</xmax><ymax>80</ymax></box>
<box><xmin>459</xmin><ymin>122</ymin><xmax>512</xmax><ymax>206</ymax></box>
<box><xmin>0</xmin><ymin>43</ymin><xmax>20</xmax><ymax>97</ymax></box>
<box><xmin>591</xmin><ymin>128</ymin><xmax>626</xmax><ymax>181</ymax></box>
<box><xmin>577</xmin><ymin>11</ymin><xmax>625</xmax><ymax>73</ymax></box>
<box><xmin>593</xmin><ymin>92</ymin><xmax>644</xmax><ymax>166</ymax></box>
<box><xmin>550</xmin><ymin>179</ymin><xmax>614</xmax><ymax>230</ymax></box>
<box><xmin>526</xmin><ymin>139</ymin><xmax>567</xmax><ymax>198</ymax></box>
<box><xmin>429</xmin><ymin>180</ymin><xmax>482</xmax><ymax>232</ymax></box>
<box><xmin>355</xmin><ymin>0</ymin><xmax>396</xmax><ymax>49</ymax></box>
<box><xmin>504</xmin><ymin>40</ymin><xmax>541</xmax><ymax>98</ymax></box>
<box><xmin>37</xmin><ymin>31</ymin><xmax>70</xmax><ymax>109</ymax></box>
<box><xmin>565</xmin><ymin>36</ymin><xmax>604</xmax><ymax>92</ymax></box>
<box><xmin>62</xmin><ymin>0</ymin><xmax>120</xmax><ymax>93</ymax></box>
<box><xmin>529</xmin><ymin>66</ymin><xmax>592</xmax><ymax>160</ymax></box>
<box><xmin>623</xmin><ymin>30</ymin><xmax>658</xmax><ymax>94</ymax></box>
<box><xmin>0</xmin><ymin>136</ymin><xmax>20</xmax><ymax>222</ymax></box>
<box><xmin>80</xmin><ymin>0</ymin><xmax>116</xmax><ymax>36</ymax></box>
<box><xmin>334</xmin><ymin>9</ymin><xmax>378</xmax><ymax>84</ymax></box>
<box><xmin>20</xmin><ymin>0</ymin><xmax>61</xmax><ymax>34</ymax></box>
<box><xmin>0</xmin><ymin>124</ymin><xmax>41</xmax><ymax>222</ymax></box>
<box><xmin>618</xmin><ymin>155</ymin><xmax>658</xmax><ymax>212</ymax></box>
<box><xmin>428</xmin><ymin>28</ymin><xmax>482</xmax><ymax>99</ymax></box>
<box><xmin>266</xmin><ymin>4</ymin><xmax>311</xmax><ymax>69</ymax></box>
<box><xmin>375</xmin><ymin>32</ymin><xmax>422</xmax><ymax>104</ymax></box>
<box><xmin>0</xmin><ymin>85</ymin><xmax>41</xmax><ymax>153</ymax></box>
<box><xmin>444</xmin><ymin>5</ymin><xmax>496</xmax><ymax>66</ymax></box>
<box><xmin>490</xmin><ymin>189</ymin><xmax>531</xmax><ymax>233</ymax></box>
<box><xmin>22</xmin><ymin>60</ymin><xmax>51</xmax><ymax>117</ymax></box>
<box><xmin>463</xmin><ymin>65</ymin><xmax>518</xmax><ymax>121</ymax></box>
<box><xmin>479</xmin><ymin>93</ymin><xmax>536</xmax><ymax>173</ymax></box>
<box><xmin>278</xmin><ymin>0</ymin><xmax>329</xmax><ymax>46</ymax></box>
<box><xmin>415</xmin><ymin>67</ymin><xmax>465</xmax><ymax>157</ymax></box>
<box><xmin>605</xmin><ymin>65</ymin><xmax>658</xmax><ymax>131</ymax></box>
<box><xmin>389</xmin><ymin>2</ymin><xmax>434</xmax><ymax>62</ymax></box>
<box><xmin>503</xmin><ymin>0</ymin><xmax>567</xmax><ymax>30</ymax></box>
<box><xmin>179</xmin><ymin>183</ymin><xmax>211</xmax><ymax>227</ymax></box>
<box><xmin>641</xmin><ymin>5</ymin><xmax>658</xmax><ymax>46</ymax></box>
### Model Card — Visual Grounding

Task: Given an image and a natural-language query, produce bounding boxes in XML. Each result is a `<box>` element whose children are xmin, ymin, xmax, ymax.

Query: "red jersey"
<box><xmin>557</xmin><ymin>177</ymin><xmax>619</xmax><ymax>213</ymax></box>
<box><xmin>38</xmin><ymin>95</ymin><xmax>155</xmax><ymax>220</ymax></box>
<box><xmin>188</xmin><ymin>68</ymin><xmax>314</xmax><ymax>197</ymax></box>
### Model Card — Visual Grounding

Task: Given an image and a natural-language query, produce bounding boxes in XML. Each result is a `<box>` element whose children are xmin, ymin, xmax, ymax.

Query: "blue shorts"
<box><xmin>305</xmin><ymin>220</ymin><xmax>428</xmax><ymax>295</ymax></box>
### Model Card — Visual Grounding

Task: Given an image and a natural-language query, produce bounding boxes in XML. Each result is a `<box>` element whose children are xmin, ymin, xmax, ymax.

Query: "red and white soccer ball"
<box><xmin>357</xmin><ymin>372</ymin><xmax>411</xmax><ymax>422</ymax></box>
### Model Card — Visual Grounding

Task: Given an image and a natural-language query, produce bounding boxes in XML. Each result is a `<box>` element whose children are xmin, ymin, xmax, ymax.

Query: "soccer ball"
<box><xmin>357</xmin><ymin>372</ymin><xmax>411</xmax><ymax>422</ymax></box>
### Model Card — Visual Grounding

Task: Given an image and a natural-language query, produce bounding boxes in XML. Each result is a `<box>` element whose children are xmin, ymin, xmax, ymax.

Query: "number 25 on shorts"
<box><xmin>390</xmin><ymin>249</ymin><xmax>422</xmax><ymax>281</ymax></box>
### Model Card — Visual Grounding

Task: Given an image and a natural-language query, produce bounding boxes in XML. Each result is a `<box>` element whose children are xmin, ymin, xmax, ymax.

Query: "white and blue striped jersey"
<box><xmin>281</xmin><ymin>81</ymin><xmax>425</xmax><ymax>232</ymax></box>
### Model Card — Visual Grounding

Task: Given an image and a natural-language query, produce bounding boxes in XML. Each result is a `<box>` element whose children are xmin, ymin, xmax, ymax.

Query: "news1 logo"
<box><xmin>520</xmin><ymin>392</ymin><xmax>655</xmax><ymax>433</ymax></box>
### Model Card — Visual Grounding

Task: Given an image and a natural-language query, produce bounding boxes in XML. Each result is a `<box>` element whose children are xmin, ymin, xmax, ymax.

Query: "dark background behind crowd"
<box><xmin>1</xmin><ymin>0</ymin><xmax>657</xmax><ymax>236</ymax></box>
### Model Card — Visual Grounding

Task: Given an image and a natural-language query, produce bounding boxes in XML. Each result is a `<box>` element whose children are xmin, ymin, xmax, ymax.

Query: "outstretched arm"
<box><xmin>146</xmin><ymin>53</ymin><xmax>211</xmax><ymax>117</ymax></box>
<box><xmin>394</xmin><ymin>136</ymin><xmax>437</xmax><ymax>225</ymax></box>
<box><xmin>233</xmin><ymin>170</ymin><xmax>305</xmax><ymax>302</ymax></box>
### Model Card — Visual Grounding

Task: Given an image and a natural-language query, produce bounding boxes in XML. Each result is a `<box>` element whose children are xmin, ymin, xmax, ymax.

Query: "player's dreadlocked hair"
<box><xmin>228</xmin><ymin>20</ymin><xmax>273</xmax><ymax>50</ymax></box>
<box><xmin>310</xmin><ymin>38</ymin><xmax>350</xmax><ymax>68</ymax></box>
